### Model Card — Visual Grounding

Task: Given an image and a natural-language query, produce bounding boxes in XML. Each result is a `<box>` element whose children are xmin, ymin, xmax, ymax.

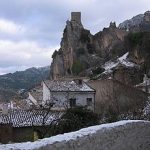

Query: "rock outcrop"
<box><xmin>50</xmin><ymin>12</ymin><xmax>86</xmax><ymax>79</ymax></box>
<box><xmin>50</xmin><ymin>11</ymin><xmax>150</xmax><ymax>86</ymax></box>
<box><xmin>50</xmin><ymin>12</ymin><xmax>127</xmax><ymax>79</ymax></box>
<box><xmin>93</xmin><ymin>22</ymin><xmax>127</xmax><ymax>60</ymax></box>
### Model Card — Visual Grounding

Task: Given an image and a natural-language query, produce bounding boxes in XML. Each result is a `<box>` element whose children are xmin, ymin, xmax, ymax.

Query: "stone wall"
<box><xmin>1</xmin><ymin>121</ymin><xmax>150</xmax><ymax>150</ymax></box>
<box><xmin>88</xmin><ymin>79</ymin><xmax>147</xmax><ymax>114</ymax></box>
<box><xmin>13</xmin><ymin>127</ymin><xmax>34</xmax><ymax>143</ymax></box>
<box><xmin>44</xmin><ymin>121</ymin><xmax>149</xmax><ymax>150</ymax></box>
<box><xmin>0</xmin><ymin>123</ymin><xmax>12</xmax><ymax>144</ymax></box>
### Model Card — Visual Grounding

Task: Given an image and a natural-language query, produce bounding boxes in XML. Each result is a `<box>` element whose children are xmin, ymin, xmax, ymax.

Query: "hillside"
<box><xmin>0</xmin><ymin>66</ymin><xmax>50</xmax><ymax>102</ymax></box>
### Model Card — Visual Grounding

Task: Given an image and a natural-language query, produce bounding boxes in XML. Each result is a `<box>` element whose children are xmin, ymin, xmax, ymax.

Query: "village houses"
<box><xmin>28</xmin><ymin>79</ymin><xmax>96</xmax><ymax>111</ymax></box>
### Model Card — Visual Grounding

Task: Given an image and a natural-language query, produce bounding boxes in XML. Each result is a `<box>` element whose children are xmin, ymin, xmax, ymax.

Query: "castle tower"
<box><xmin>71</xmin><ymin>12</ymin><xmax>82</xmax><ymax>24</ymax></box>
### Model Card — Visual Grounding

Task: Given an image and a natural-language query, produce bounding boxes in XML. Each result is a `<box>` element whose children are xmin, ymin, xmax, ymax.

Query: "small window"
<box><xmin>69</xmin><ymin>98</ymin><xmax>76</xmax><ymax>107</ymax></box>
<box><xmin>87</xmin><ymin>98</ymin><xmax>92</xmax><ymax>106</ymax></box>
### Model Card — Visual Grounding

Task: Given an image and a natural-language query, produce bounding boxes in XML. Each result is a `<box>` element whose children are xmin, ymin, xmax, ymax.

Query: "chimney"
<box><xmin>74</xmin><ymin>79</ymin><xmax>83</xmax><ymax>85</ymax></box>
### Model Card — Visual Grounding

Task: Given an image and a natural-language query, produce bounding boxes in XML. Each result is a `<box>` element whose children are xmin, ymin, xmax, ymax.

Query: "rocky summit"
<box><xmin>50</xmin><ymin>11</ymin><xmax>150</xmax><ymax>86</ymax></box>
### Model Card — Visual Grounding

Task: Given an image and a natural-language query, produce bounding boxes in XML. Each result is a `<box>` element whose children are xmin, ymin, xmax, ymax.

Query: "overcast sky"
<box><xmin>0</xmin><ymin>0</ymin><xmax>149</xmax><ymax>74</ymax></box>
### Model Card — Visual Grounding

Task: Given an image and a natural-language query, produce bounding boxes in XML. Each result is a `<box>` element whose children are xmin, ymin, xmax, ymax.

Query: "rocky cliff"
<box><xmin>50</xmin><ymin>11</ymin><xmax>150</xmax><ymax>85</ymax></box>
<box><xmin>50</xmin><ymin>12</ymin><xmax>127</xmax><ymax>79</ymax></box>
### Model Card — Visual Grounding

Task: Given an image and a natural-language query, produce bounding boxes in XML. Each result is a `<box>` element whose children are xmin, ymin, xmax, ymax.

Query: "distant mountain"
<box><xmin>119</xmin><ymin>14</ymin><xmax>144</xmax><ymax>29</ymax></box>
<box><xmin>0</xmin><ymin>66</ymin><xmax>50</xmax><ymax>102</ymax></box>
<box><xmin>119</xmin><ymin>11</ymin><xmax>150</xmax><ymax>32</ymax></box>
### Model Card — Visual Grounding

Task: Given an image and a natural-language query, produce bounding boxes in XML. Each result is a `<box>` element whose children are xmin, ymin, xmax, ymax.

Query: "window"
<box><xmin>69</xmin><ymin>98</ymin><xmax>76</xmax><ymax>107</ymax></box>
<box><xmin>87</xmin><ymin>98</ymin><xmax>92</xmax><ymax>106</ymax></box>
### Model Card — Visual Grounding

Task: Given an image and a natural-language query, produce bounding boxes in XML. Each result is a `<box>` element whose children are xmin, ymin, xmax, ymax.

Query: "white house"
<box><xmin>28</xmin><ymin>79</ymin><xmax>96</xmax><ymax>111</ymax></box>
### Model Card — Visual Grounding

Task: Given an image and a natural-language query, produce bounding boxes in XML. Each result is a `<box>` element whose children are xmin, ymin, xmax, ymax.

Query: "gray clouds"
<box><xmin>0</xmin><ymin>0</ymin><xmax>149</xmax><ymax>74</ymax></box>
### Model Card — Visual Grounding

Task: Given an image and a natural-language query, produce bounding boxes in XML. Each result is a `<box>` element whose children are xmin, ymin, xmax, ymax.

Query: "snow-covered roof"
<box><xmin>0</xmin><ymin>110</ymin><xmax>62</xmax><ymax>127</ymax></box>
<box><xmin>44</xmin><ymin>80</ymin><xmax>95</xmax><ymax>92</ymax></box>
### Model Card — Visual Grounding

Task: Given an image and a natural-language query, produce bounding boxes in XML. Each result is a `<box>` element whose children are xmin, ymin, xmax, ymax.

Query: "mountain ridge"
<box><xmin>0</xmin><ymin>66</ymin><xmax>50</xmax><ymax>102</ymax></box>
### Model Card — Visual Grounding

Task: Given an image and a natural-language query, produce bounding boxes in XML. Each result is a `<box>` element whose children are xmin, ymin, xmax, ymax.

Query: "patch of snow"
<box><xmin>44</xmin><ymin>80</ymin><xmax>94</xmax><ymax>92</ymax></box>
<box><xmin>103</xmin><ymin>61</ymin><xmax>118</xmax><ymax>70</ymax></box>
<box><xmin>118</xmin><ymin>52</ymin><xmax>135</xmax><ymax>67</ymax></box>
<box><xmin>143</xmin><ymin>97</ymin><xmax>150</xmax><ymax>115</ymax></box>
<box><xmin>102</xmin><ymin>52</ymin><xmax>136</xmax><ymax>75</ymax></box>
<box><xmin>118</xmin><ymin>52</ymin><xmax>129</xmax><ymax>62</ymax></box>
<box><xmin>0</xmin><ymin>120</ymin><xmax>148</xmax><ymax>150</ymax></box>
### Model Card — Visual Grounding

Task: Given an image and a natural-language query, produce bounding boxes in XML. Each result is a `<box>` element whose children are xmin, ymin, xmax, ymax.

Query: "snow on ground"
<box><xmin>95</xmin><ymin>52</ymin><xmax>137</xmax><ymax>79</ymax></box>
<box><xmin>0</xmin><ymin>120</ymin><xmax>148</xmax><ymax>150</ymax></box>
<box><xmin>102</xmin><ymin>52</ymin><xmax>136</xmax><ymax>73</ymax></box>
<box><xmin>118</xmin><ymin>52</ymin><xmax>135</xmax><ymax>67</ymax></box>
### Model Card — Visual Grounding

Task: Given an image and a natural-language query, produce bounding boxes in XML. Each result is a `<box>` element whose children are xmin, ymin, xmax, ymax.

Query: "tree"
<box><xmin>53</xmin><ymin>107</ymin><xmax>99</xmax><ymax>135</ymax></box>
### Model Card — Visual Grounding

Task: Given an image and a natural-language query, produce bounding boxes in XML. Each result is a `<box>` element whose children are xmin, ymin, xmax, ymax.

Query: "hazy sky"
<box><xmin>0</xmin><ymin>0</ymin><xmax>149</xmax><ymax>74</ymax></box>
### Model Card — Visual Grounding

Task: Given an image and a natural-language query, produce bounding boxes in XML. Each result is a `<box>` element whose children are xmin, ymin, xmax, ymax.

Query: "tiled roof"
<box><xmin>0</xmin><ymin>109</ymin><xmax>62</xmax><ymax>127</ymax></box>
<box><xmin>44</xmin><ymin>80</ymin><xmax>95</xmax><ymax>92</ymax></box>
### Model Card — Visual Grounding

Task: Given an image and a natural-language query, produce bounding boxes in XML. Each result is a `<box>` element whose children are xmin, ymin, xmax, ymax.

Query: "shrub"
<box><xmin>77</xmin><ymin>48</ymin><xmax>85</xmax><ymax>55</ymax></box>
<box><xmin>87</xmin><ymin>43</ymin><xmax>95</xmax><ymax>54</ymax></box>
<box><xmin>67</xmin><ymin>68</ymin><xmax>71</xmax><ymax>74</ymax></box>
<box><xmin>72</xmin><ymin>60</ymin><xmax>84</xmax><ymax>75</ymax></box>
<box><xmin>54</xmin><ymin>107</ymin><xmax>99</xmax><ymax>134</ymax></box>
<box><xmin>127</xmin><ymin>32</ymin><xmax>143</xmax><ymax>48</ymax></box>
<box><xmin>105</xmin><ymin>106</ymin><xmax>119</xmax><ymax>123</ymax></box>
<box><xmin>80</xmin><ymin>29</ymin><xmax>90</xmax><ymax>43</ymax></box>
<box><xmin>92</xmin><ymin>67</ymin><xmax>105</xmax><ymax>75</ymax></box>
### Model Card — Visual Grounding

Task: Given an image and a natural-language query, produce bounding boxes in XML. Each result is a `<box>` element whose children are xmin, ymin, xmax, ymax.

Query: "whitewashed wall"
<box><xmin>51</xmin><ymin>91</ymin><xmax>95</xmax><ymax>111</ymax></box>
<box><xmin>43</xmin><ymin>82</ymin><xmax>51</xmax><ymax>105</ymax></box>
<box><xmin>28</xmin><ymin>93</ymin><xmax>38</xmax><ymax>105</ymax></box>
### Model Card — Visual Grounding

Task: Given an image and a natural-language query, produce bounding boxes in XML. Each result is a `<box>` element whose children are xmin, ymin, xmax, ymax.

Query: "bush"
<box><xmin>92</xmin><ymin>67</ymin><xmax>105</xmax><ymax>75</ymax></box>
<box><xmin>54</xmin><ymin>107</ymin><xmax>99</xmax><ymax>134</ymax></box>
<box><xmin>105</xmin><ymin>106</ymin><xmax>119</xmax><ymax>123</ymax></box>
<box><xmin>80</xmin><ymin>29</ymin><xmax>90</xmax><ymax>43</ymax></box>
<box><xmin>87</xmin><ymin>43</ymin><xmax>95</xmax><ymax>54</ymax></box>
<box><xmin>77</xmin><ymin>48</ymin><xmax>85</xmax><ymax>55</ymax></box>
<box><xmin>127</xmin><ymin>32</ymin><xmax>143</xmax><ymax>48</ymax></box>
<box><xmin>72</xmin><ymin>60</ymin><xmax>84</xmax><ymax>75</ymax></box>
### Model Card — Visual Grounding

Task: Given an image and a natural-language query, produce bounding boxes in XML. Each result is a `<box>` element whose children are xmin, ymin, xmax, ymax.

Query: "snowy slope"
<box><xmin>94</xmin><ymin>52</ymin><xmax>137</xmax><ymax>79</ymax></box>
<box><xmin>103</xmin><ymin>52</ymin><xmax>135</xmax><ymax>72</ymax></box>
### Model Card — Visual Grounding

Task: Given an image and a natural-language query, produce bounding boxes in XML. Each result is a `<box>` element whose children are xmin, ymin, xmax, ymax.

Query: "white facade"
<box><xmin>28</xmin><ymin>93</ymin><xmax>38</xmax><ymax>105</ymax></box>
<box><xmin>43</xmin><ymin>82</ymin><xmax>51</xmax><ymax>105</ymax></box>
<box><xmin>29</xmin><ymin>80</ymin><xmax>95</xmax><ymax>111</ymax></box>
<box><xmin>51</xmin><ymin>91</ymin><xmax>95</xmax><ymax>111</ymax></box>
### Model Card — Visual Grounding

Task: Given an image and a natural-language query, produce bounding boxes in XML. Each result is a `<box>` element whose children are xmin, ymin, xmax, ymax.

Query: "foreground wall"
<box><xmin>0</xmin><ymin>120</ymin><xmax>150</xmax><ymax>150</ymax></box>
